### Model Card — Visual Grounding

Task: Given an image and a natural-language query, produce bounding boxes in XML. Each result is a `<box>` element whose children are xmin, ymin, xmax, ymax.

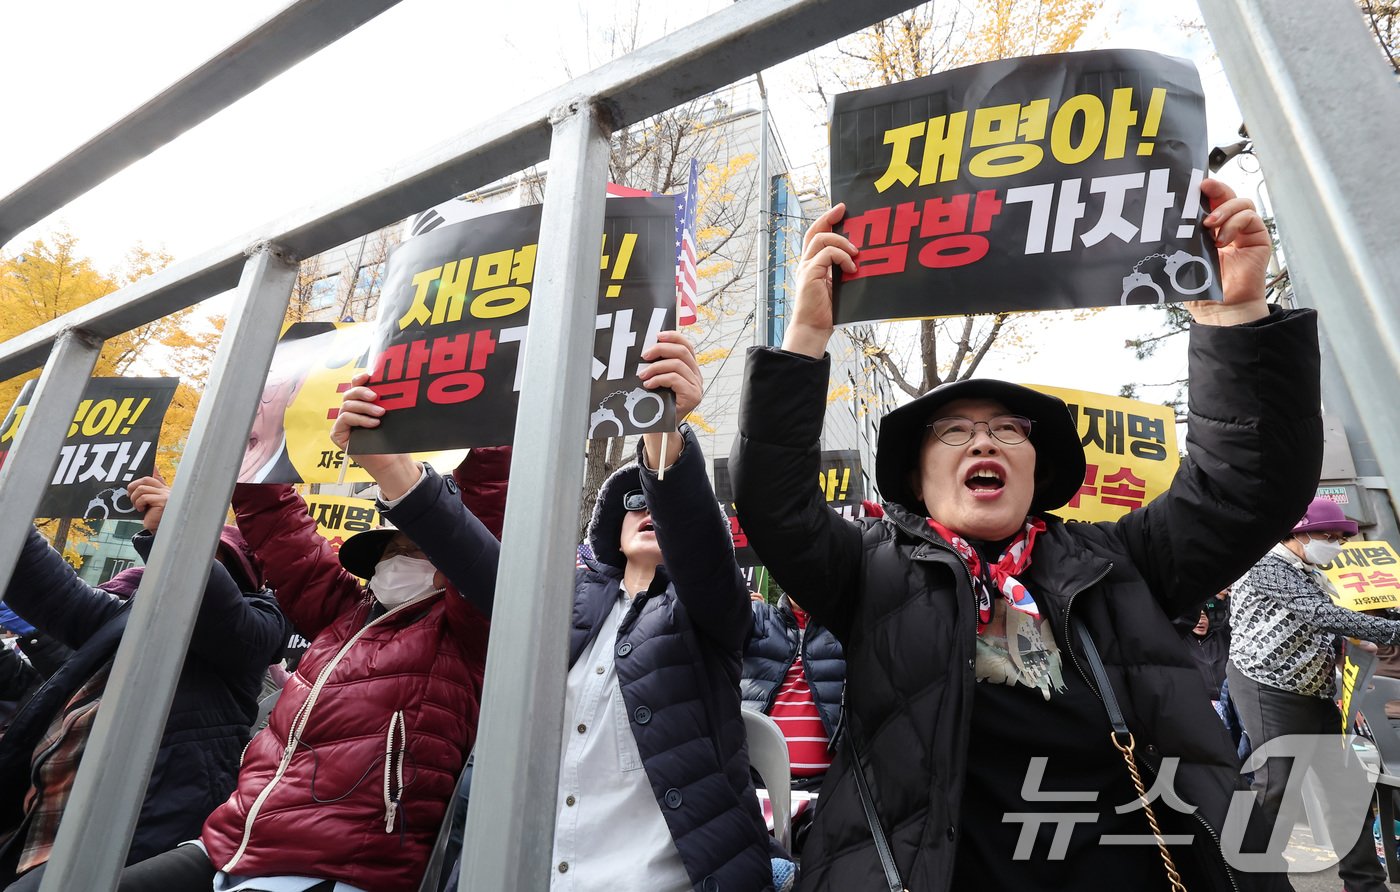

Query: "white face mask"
<box><xmin>371</xmin><ymin>554</ymin><xmax>439</xmax><ymax>609</ymax></box>
<box><xmin>1301</xmin><ymin>537</ymin><xmax>1344</xmax><ymax>567</ymax></box>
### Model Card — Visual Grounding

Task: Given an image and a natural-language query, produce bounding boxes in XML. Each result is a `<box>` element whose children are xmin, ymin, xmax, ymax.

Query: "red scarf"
<box><xmin>928</xmin><ymin>517</ymin><xmax>1045</xmax><ymax>634</ymax></box>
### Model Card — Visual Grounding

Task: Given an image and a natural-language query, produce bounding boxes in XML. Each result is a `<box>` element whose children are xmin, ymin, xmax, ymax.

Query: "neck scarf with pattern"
<box><xmin>928</xmin><ymin>517</ymin><xmax>1066</xmax><ymax>700</ymax></box>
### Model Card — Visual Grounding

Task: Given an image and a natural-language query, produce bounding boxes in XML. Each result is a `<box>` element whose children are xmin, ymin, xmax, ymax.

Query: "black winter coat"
<box><xmin>741</xmin><ymin>597</ymin><xmax>844</xmax><ymax>744</ymax></box>
<box><xmin>573</xmin><ymin>426</ymin><xmax>773</xmax><ymax>891</ymax></box>
<box><xmin>0</xmin><ymin>527</ymin><xmax>288</xmax><ymax>870</ymax></box>
<box><xmin>730</xmin><ymin>308</ymin><xmax>1321</xmax><ymax>892</ymax></box>
<box><xmin>1173</xmin><ymin>616</ymin><xmax>1231</xmax><ymax>700</ymax></box>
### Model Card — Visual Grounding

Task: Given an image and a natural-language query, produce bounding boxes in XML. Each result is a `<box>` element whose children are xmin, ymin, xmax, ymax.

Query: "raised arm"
<box><xmin>1111</xmin><ymin>180</ymin><xmax>1322</xmax><ymax>617</ymax></box>
<box><xmin>1250</xmin><ymin>558</ymin><xmax>1400</xmax><ymax>644</ymax></box>
<box><xmin>334</xmin><ymin>372</ymin><xmax>500</xmax><ymax>621</ymax></box>
<box><xmin>453</xmin><ymin>446</ymin><xmax>511</xmax><ymax>541</ymax></box>
<box><xmin>128</xmin><ymin>475</ymin><xmax>289</xmax><ymax>669</ymax></box>
<box><xmin>176</xmin><ymin>535</ymin><xmax>289</xmax><ymax>674</ymax></box>
<box><xmin>230</xmin><ymin>482</ymin><xmax>366</xmax><ymax>638</ymax></box>
<box><xmin>730</xmin><ymin>207</ymin><xmax>865</xmax><ymax>640</ymax></box>
<box><xmin>379</xmin><ymin>464</ymin><xmax>499</xmax><ymax>620</ymax></box>
<box><xmin>633</xmin><ymin>332</ymin><xmax>750</xmax><ymax>649</ymax></box>
<box><xmin>4</xmin><ymin>527</ymin><xmax>126</xmax><ymax>650</ymax></box>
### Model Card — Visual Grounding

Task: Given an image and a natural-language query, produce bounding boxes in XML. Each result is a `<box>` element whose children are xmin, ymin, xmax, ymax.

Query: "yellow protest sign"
<box><xmin>1030</xmin><ymin>385</ymin><xmax>1179</xmax><ymax>524</ymax></box>
<box><xmin>304</xmin><ymin>494</ymin><xmax>384</xmax><ymax>559</ymax></box>
<box><xmin>1321</xmin><ymin>540</ymin><xmax>1400</xmax><ymax>611</ymax></box>
<box><xmin>240</xmin><ymin>322</ymin><xmax>467</xmax><ymax>484</ymax></box>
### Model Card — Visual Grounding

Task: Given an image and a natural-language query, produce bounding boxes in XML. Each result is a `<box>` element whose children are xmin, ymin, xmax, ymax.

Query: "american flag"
<box><xmin>674</xmin><ymin>159</ymin><xmax>700</xmax><ymax>327</ymax></box>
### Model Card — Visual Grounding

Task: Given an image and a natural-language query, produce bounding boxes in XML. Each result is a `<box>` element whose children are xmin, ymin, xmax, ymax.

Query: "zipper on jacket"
<box><xmin>1063</xmin><ymin>576</ymin><xmax>1240</xmax><ymax>892</ymax></box>
<box><xmin>1058</xmin><ymin>566</ymin><xmax>1114</xmax><ymax>696</ymax></box>
<box><xmin>765</xmin><ymin>611</ymin><xmax>800</xmax><ymax>714</ymax></box>
<box><xmin>384</xmin><ymin>710</ymin><xmax>407</xmax><ymax>832</ymax></box>
<box><xmin>908</xmin><ymin>532</ymin><xmax>982</xmax><ymax>855</ymax></box>
<box><xmin>223</xmin><ymin>595</ymin><xmax>437</xmax><ymax>871</ymax></box>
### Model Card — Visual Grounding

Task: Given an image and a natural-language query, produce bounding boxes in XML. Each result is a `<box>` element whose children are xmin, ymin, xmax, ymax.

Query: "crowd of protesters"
<box><xmin>0</xmin><ymin>176</ymin><xmax>1386</xmax><ymax>892</ymax></box>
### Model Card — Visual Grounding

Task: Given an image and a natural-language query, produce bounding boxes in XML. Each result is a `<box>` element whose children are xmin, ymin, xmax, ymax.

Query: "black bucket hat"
<box><xmin>338</xmin><ymin>526</ymin><xmax>400</xmax><ymax>580</ymax></box>
<box><xmin>875</xmin><ymin>378</ymin><xmax>1086</xmax><ymax>516</ymax></box>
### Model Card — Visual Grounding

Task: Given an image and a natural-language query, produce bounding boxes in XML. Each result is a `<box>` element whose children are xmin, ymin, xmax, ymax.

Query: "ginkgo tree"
<box><xmin>0</xmin><ymin>231</ymin><xmax>217</xmax><ymax>558</ymax></box>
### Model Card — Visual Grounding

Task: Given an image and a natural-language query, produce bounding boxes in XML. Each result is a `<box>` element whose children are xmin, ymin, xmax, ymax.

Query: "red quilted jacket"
<box><xmin>201</xmin><ymin>450</ymin><xmax>508</xmax><ymax>889</ymax></box>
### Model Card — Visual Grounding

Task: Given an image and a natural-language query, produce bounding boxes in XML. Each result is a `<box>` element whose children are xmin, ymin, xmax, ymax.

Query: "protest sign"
<box><xmin>1032</xmin><ymin>384</ymin><xmax>1179</xmax><ymax>523</ymax></box>
<box><xmin>238</xmin><ymin>321</ymin><xmax>468</xmax><ymax>484</ymax></box>
<box><xmin>1338</xmin><ymin>645</ymin><xmax>1375</xmax><ymax>734</ymax></box>
<box><xmin>0</xmin><ymin>377</ymin><xmax>176</xmax><ymax>519</ymax></box>
<box><xmin>304</xmin><ymin>493</ymin><xmax>383</xmax><ymax>559</ymax></box>
<box><xmin>352</xmin><ymin>197</ymin><xmax>679</xmax><ymax>454</ymax></box>
<box><xmin>714</xmin><ymin>451</ymin><xmax>867</xmax><ymax>567</ymax></box>
<box><xmin>829</xmin><ymin>49</ymin><xmax>1218</xmax><ymax>323</ymax></box>
<box><xmin>1321</xmin><ymin>541</ymin><xmax>1400</xmax><ymax>611</ymax></box>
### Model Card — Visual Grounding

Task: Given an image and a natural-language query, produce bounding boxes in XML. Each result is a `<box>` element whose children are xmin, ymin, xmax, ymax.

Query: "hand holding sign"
<box><xmin>639</xmin><ymin>330</ymin><xmax>702</xmax><ymax>469</ymax></box>
<box><xmin>128</xmin><ymin>474</ymin><xmax>170</xmax><ymax>533</ymax></box>
<box><xmin>783</xmin><ymin>204</ymin><xmax>860</xmax><ymax>359</ymax></box>
<box><xmin>332</xmin><ymin>372</ymin><xmax>423</xmax><ymax>501</ymax></box>
<box><xmin>1188</xmin><ymin>179</ymin><xmax>1270</xmax><ymax>327</ymax></box>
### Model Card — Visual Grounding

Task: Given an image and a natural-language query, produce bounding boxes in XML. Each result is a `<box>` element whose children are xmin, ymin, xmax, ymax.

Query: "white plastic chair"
<box><xmin>742</xmin><ymin>708</ymin><xmax>793</xmax><ymax>851</ymax></box>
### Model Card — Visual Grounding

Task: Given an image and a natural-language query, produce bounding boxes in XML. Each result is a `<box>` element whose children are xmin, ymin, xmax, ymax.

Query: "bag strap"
<box><xmin>843</xmin><ymin>688</ymin><xmax>906</xmax><ymax>892</ymax></box>
<box><xmin>1072</xmin><ymin>619</ymin><xmax>1187</xmax><ymax>892</ymax></box>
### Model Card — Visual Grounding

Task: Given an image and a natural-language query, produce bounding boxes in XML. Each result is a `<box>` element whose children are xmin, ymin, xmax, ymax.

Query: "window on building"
<box><xmin>112</xmin><ymin>520</ymin><xmax>142</xmax><ymax>541</ymax></box>
<box><xmin>101</xmin><ymin>557</ymin><xmax>135</xmax><ymax>583</ymax></box>
<box><xmin>308</xmin><ymin>273</ymin><xmax>340</xmax><ymax>310</ymax></box>
<box><xmin>352</xmin><ymin>261</ymin><xmax>385</xmax><ymax>302</ymax></box>
<box><xmin>766</xmin><ymin>174</ymin><xmax>807</xmax><ymax>348</ymax></box>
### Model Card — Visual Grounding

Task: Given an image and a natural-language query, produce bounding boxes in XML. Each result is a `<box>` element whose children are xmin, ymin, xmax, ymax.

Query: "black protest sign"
<box><xmin>0</xmin><ymin>377</ymin><xmax>177</xmax><ymax>519</ymax></box>
<box><xmin>830</xmin><ymin>49</ymin><xmax>1218</xmax><ymax>324</ymax></box>
<box><xmin>714</xmin><ymin>451</ymin><xmax>867</xmax><ymax>567</ymax></box>
<box><xmin>352</xmin><ymin>197</ymin><xmax>678</xmax><ymax>454</ymax></box>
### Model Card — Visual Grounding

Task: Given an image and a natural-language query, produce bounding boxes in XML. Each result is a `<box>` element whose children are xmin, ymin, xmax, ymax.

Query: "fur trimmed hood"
<box><xmin>586</xmin><ymin>463</ymin><xmax>643</xmax><ymax>569</ymax></box>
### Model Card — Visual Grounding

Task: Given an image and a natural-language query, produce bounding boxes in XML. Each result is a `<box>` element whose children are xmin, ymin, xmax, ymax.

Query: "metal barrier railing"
<box><xmin>3</xmin><ymin>0</ymin><xmax>1399</xmax><ymax>889</ymax></box>
<box><xmin>0</xmin><ymin>0</ymin><xmax>405</xmax><ymax>248</ymax></box>
<box><xmin>1195</xmin><ymin>0</ymin><xmax>1400</xmax><ymax>494</ymax></box>
<box><xmin>0</xmin><ymin>1</ymin><xmax>926</xmax><ymax>889</ymax></box>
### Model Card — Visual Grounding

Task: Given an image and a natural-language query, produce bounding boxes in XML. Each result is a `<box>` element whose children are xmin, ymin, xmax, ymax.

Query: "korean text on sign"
<box><xmin>1030</xmin><ymin>384</ymin><xmax>1178</xmax><ymax>524</ymax></box>
<box><xmin>829</xmin><ymin>49</ymin><xmax>1218</xmax><ymax>323</ymax></box>
<box><xmin>1322</xmin><ymin>541</ymin><xmax>1400</xmax><ymax>611</ymax></box>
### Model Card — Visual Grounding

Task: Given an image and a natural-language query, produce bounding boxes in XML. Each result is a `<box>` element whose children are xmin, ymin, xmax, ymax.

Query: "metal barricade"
<box><xmin>4</xmin><ymin>0</ymin><xmax>1400</xmax><ymax>889</ymax></box>
<box><xmin>0</xmin><ymin>1</ymin><xmax>925</xmax><ymax>889</ymax></box>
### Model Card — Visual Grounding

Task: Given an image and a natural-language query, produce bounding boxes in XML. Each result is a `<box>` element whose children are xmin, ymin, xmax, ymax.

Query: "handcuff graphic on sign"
<box><xmin>1119</xmin><ymin>250</ymin><xmax>1213</xmax><ymax>305</ymax></box>
<box><xmin>83</xmin><ymin>486</ymin><xmax>139</xmax><ymax>522</ymax></box>
<box><xmin>587</xmin><ymin>387</ymin><xmax>666</xmax><ymax>438</ymax></box>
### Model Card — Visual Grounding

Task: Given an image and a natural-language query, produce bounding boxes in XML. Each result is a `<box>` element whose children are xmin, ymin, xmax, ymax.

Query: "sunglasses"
<box><xmin>622</xmin><ymin>490</ymin><xmax>647</xmax><ymax>512</ymax></box>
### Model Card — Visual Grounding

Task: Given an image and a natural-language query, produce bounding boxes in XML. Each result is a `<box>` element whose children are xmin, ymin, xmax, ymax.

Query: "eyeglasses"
<box><xmin>382</xmin><ymin>537</ymin><xmax>427</xmax><ymax>560</ymax></box>
<box><xmin>1301</xmin><ymin>531</ymin><xmax>1349</xmax><ymax>545</ymax></box>
<box><xmin>926</xmin><ymin>415</ymin><xmax>1033</xmax><ymax>447</ymax></box>
<box><xmin>622</xmin><ymin>490</ymin><xmax>647</xmax><ymax>512</ymax></box>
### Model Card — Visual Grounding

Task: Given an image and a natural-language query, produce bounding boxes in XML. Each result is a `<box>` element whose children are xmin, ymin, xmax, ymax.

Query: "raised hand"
<box><xmin>128</xmin><ymin>474</ymin><xmax>170</xmax><ymax>533</ymax></box>
<box><xmin>640</xmin><ymin>330</ymin><xmax>703</xmax><ymax>470</ymax></box>
<box><xmin>782</xmin><ymin>204</ymin><xmax>859</xmax><ymax>358</ymax></box>
<box><xmin>330</xmin><ymin>372</ymin><xmax>422</xmax><ymax>501</ymax></box>
<box><xmin>1188</xmin><ymin>178</ymin><xmax>1271</xmax><ymax>326</ymax></box>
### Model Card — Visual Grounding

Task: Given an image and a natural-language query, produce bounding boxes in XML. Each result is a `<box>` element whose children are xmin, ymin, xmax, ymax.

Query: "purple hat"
<box><xmin>1291</xmin><ymin>497</ymin><xmax>1358</xmax><ymax>536</ymax></box>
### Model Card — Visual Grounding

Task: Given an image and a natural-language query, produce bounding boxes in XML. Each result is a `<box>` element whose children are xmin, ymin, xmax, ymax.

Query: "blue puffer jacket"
<box><xmin>0</xmin><ymin>526</ymin><xmax>288</xmax><ymax>873</ymax></box>
<box><xmin>741</xmin><ymin>598</ymin><xmax>845</xmax><ymax>743</ymax></box>
<box><xmin>572</xmin><ymin>425</ymin><xmax>773</xmax><ymax>892</ymax></box>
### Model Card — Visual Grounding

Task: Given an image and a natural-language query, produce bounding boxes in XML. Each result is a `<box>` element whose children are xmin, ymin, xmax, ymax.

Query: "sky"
<box><xmin>0</xmin><ymin>0</ymin><xmax>1264</xmax><ymax>406</ymax></box>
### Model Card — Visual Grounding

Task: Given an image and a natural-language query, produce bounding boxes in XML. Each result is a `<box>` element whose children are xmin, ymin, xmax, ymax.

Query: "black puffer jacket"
<box><xmin>573</xmin><ymin>425</ymin><xmax>773</xmax><ymax>891</ymax></box>
<box><xmin>730</xmin><ymin>308</ymin><xmax>1321</xmax><ymax>892</ymax></box>
<box><xmin>741</xmin><ymin>597</ymin><xmax>844</xmax><ymax>742</ymax></box>
<box><xmin>0</xmin><ymin>527</ymin><xmax>287</xmax><ymax>871</ymax></box>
